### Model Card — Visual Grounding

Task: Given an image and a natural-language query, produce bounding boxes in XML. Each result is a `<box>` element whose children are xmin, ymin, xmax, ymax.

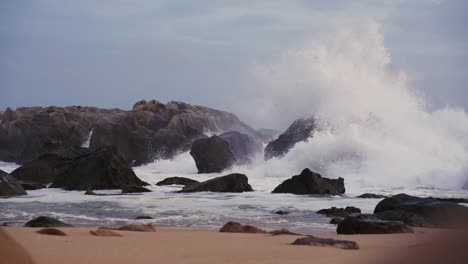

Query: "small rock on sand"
<box><xmin>292</xmin><ymin>236</ymin><xmax>359</xmax><ymax>250</ymax></box>
<box><xmin>36</xmin><ymin>228</ymin><xmax>67</xmax><ymax>236</ymax></box>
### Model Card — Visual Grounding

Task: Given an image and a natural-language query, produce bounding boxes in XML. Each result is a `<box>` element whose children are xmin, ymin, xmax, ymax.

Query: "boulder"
<box><xmin>49</xmin><ymin>147</ymin><xmax>148</xmax><ymax>190</ymax></box>
<box><xmin>219</xmin><ymin>222</ymin><xmax>266</xmax><ymax>234</ymax></box>
<box><xmin>374</xmin><ymin>193</ymin><xmax>468</xmax><ymax>228</ymax></box>
<box><xmin>330</xmin><ymin>218</ymin><xmax>344</xmax><ymax>225</ymax></box>
<box><xmin>36</xmin><ymin>228</ymin><xmax>67</xmax><ymax>236</ymax></box>
<box><xmin>264</xmin><ymin>117</ymin><xmax>315</xmax><ymax>160</ymax></box>
<box><xmin>156</xmin><ymin>177</ymin><xmax>199</xmax><ymax>186</ymax></box>
<box><xmin>24</xmin><ymin>216</ymin><xmax>73</xmax><ymax>228</ymax></box>
<box><xmin>272</xmin><ymin>168</ymin><xmax>345</xmax><ymax>195</ymax></box>
<box><xmin>317</xmin><ymin>207</ymin><xmax>361</xmax><ymax>217</ymax></box>
<box><xmin>435</xmin><ymin>197</ymin><xmax>468</xmax><ymax>204</ymax></box>
<box><xmin>0</xmin><ymin>169</ymin><xmax>27</xmax><ymax>197</ymax></box>
<box><xmin>337</xmin><ymin>214</ymin><xmax>414</xmax><ymax>234</ymax></box>
<box><xmin>190</xmin><ymin>136</ymin><xmax>236</xmax><ymax>173</ymax></box>
<box><xmin>292</xmin><ymin>236</ymin><xmax>359</xmax><ymax>250</ymax></box>
<box><xmin>269</xmin><ymin>229</ymin><xmax>301</xmax><ymax>236</ymax></box>
<box><xmin>357</xmin><ymin>193</ymin><xmax>388</xmax><ymax>199</ymax></box>
<box><xmin>218</xmin><ymin>131</ymin><xmax>262</xmax><ymax>165</ymax></box>
<box><xmin>121</xmin><ymin>185</ymin><xmax>151</xmax><ymax>194</ymax></box>
<box><xmin>179</xmin><ymin>174</ymin><xmax>254</xmax><ymax>193</ymax></box>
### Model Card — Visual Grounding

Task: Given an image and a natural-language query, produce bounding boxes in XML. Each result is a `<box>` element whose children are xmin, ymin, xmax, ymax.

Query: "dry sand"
<box><xmin>1</xmin><ymin>227</ymin><xmax>467</xmax><ymax>264</ymax></box>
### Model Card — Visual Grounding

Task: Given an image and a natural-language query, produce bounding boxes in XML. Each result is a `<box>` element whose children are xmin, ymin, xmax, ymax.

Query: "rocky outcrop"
<box><xmin>121</xmin><ymin>185</ymin><xmax>151</xmax><ymax>193</ymax></box>
<box><xmin>272</xmin><ymin>168</ymin><xmax>345</xmax><ymax>195</ymax></box>
<box><xmin>374</xmin><ymin>194</ymin><xmax>468</xmax><ymax>228</ymax></box>
<box><xmin>189</xmin><ymin>136</ymin><xmax>236</xmax><ymax>173</ymax></box>
<box><xmin>264</xmin><ymin>117</ymin><xmax>315</xmax><ymax>160</ymax></box>
<box><xmin>337</xmin><ymin>214</ymin><xmax>414</xmax><ymax>234</ymax></box>
<box><xmin>24</xmin><ymin>216</ymin><xmax>73</xmax><ymax>227</ymax></box>
<box><xmin>49</xmin><ymin>147</ymin><xmax>148</xmax><ymax>190</ymax></box>
<box><xmin>219</xmin><ymin>222</ymin><xmax>266</xmax><ymax>234</ymax></box>
<box><xmin>179</xmin><ymin>174</ymin><xmax>254</xmax><ymax>193</ymax></box>
<box><xmin>156</xmin><ymin>177</ymin><xmax>199</xmax><ymax>186</ymax></box>
<box><xmin>11</xmin><ymin>146</ymin><xmax>90</xmax><ymax>185</ymax></box>
<box><xmin>0</xmin><ymin>169</ymin><xmax>27</xmax><ymax>197</ymax></box>
<box><xmin>292</xmin><ymin>236</ymin><xmax>360</xmax><ymax>250</ymax></box>
<box><xmin>317</xmin><ymin>207</ymin><xmax>361</xmax><ymax>217</ymax></box>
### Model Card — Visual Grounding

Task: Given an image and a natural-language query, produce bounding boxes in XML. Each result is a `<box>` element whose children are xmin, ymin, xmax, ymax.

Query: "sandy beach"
<box><xmin>1</xmin><ymin>226</ymin><xmax>467</xmax><ymax>264</ymax></box>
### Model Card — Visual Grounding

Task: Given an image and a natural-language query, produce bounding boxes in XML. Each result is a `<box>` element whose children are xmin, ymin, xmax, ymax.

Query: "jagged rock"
<box><xmin>317</xmin><ymin>207</ymin><xmax>361</xmax><ymax>217</ymax></box>
<box><xmin>190</xmin><ymin>136</ymin><xmax>236</xmax><ymax>173</ymax></box>
<box><xmin>121</xmin><ymin>185</ymin><xmax>151</xmax><ymax>194</ymax></box>
<box><xmin>374</xmin><ymin>193</ymin><xmax>468</xmax><ymax>228</ymax></box>
<box><xmin>337</xmin><ymin>214</ymin><xmax>414</xmax><ymax>234</ymax></box>
<box><xmin>0</xmin><ymin>169</ymin><xmax>27</xmax><ymax>197</ymax></box>
<box><xmin>156</xmin><ymin>177</ymin><xmax>199</xmax><ymax>186</ymax></box>
<box><xmin>265</xmin><ymin>117</ymin><xmax>315</xmax><ymax>160</ymax></box>
<box><xmin>292</xmin><ymin>236</ymin><xmax>359</xmax><ymax>250</ymax></box>
<box><xmin>219</xmin><ymin>222</ymin><xmax>266</xmax><ymax>234</ymax></box>
<box><xmin>272</xmin><ymin>168</ymin><xmax>345</xmax><ymax>195</ymax></box>
<box><xmin>49</xmin><ymin>147</ymin><xmax>148</xmax><ymax>190</ymax></box>
<box><xmin>179</xmin><ymin>174</ymin><xmax>254</xmax><ymax>193</ymax></box>
<box><xmin>357</xmin><ymin>193</ymin><xmax>388</xmax><ymax>199</ymax></box>
<box><xmin>36</xmin><ymin>228</ymin><xmax>67</xmax><ymax>236</ymax></box>
<box><xmin>24</xmin><ymin>216</ymin><xmax>73</xmax><ymax>228</ymax></box>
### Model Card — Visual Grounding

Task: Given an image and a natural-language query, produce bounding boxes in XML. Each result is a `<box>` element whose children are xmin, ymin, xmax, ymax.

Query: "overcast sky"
<box><xmin>1</xmin><ymin>0</ymin><xmax>467</xmax><ymax>129</ymax></box>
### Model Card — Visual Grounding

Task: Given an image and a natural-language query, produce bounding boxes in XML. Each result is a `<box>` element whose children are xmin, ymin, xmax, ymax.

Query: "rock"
<box><xmin>135</xmin><ymin>216</ymin><xmax>154</xmax><ymax>220</ymax></box>
<box><xmin>190</xmin><ymin>136</ymin><xmax>236</xmax><ymax>173</ymax></box>
<box><xmin>116</xmin><ymin>224</ymin><xmax>156</xmax><ymax>232</ymax></box>
<box><xmin>357</xmin><ymin>193</ymin><xmax>388</xmax><ymax>199</ymax></box>
<box><xmin>330</xmin><ymin>218</ymin><xmax>344</xmax><ymax>225</ymax></box>
<box><xmin>11</xmin><ymin>147</ymin><xmax>90</xmax><ymax>185</ymax></box>
<box><xmin>19</xmin><ymin>183</ymin><xmax>46</xmax><ymax>190</ymax></box>
<box><xmin>36</xmin><ymin>228</ymin><xmax>67</xmax><ymax>236</ymax></box>
<box><xmin>337</xmin><ymin>214</ymin><xmax>414</xmax><ymax>234</ymax></box>
<box><xmin>0</xmin><ymin>169</ymin><xmax>27</xmax><ymax>197</ymax></box>
<box><xmin>156</xmin><ymin>177</ymin><xmax>199</xmax><ymax>186</ymax></box>
<box><xmin>275</xmin><ymin>210</ymin><xmax>289</xmax><ymax>215</ymax></box>
<box><xmin>374</xmin><ymin>194</ymin><xmax>468</xmax><ymax>228</ymax></box>
<box><xmin>317</xmin><ymin>207</ymin><xmax>361</xmax><ymax>217</ymax></box>
<box><xmin>219</xmin><ymin>222</ymin><xmax>266</xmax><ymax>234</ymax></box>
<box><xmin>179</xmin><ymin>174</ymin><xmax>254</xmax><ymax>193</ymax></box>
<box><xmin>24</xmin><ymin>216</ymin><xmax>73</xmax><ymax>228</ymax></box>
<box><xmin>435</xmin><ymin>197</ymin><xmax>468</xmax><ymax>204</ymax></box>
<box><xmin>264</xmin><ymin>117</ymin><xmax>315</xmax><ymax>160</ymax></box>
<box><xmin>49</xmin><ymin>147</ymin><xmax>148</xmax><ymax>190</ymax></box>
<box><xmin>85</xmin><ymin>189</ymin><xmax>97</xmax><ymax>195</ymax></box>
<box><xmin>1</xmin><ymin>222</ymin><xmax>10</xmax><ymax>226</ymax></box>
<box><xmin>218</xmin><ymin>131</ymin><xmax>262</xmax><ymax>165</ymax></box>
<box><xmin>121</xmin><ymin>185</ymin><xmax>151</xmax><ymax>194</ymax></box>
<box><xmin>272</xmin><ymin>168</ymin><xmax>345</xmax><ymax>195</ymax></box>
<box><xmin>269</xmin><ymin>229</ymin><xmax>301</xmax><ymax>236</ymax></box>
<box><xmin>90</xmin><ymin>229</ymin><xmax>122</xmax><ymax>237</ymax></box>
<box><xmin>292</xmin><ymin>236</ymin><xmax>359</xmax><ymax>250</ymax></box>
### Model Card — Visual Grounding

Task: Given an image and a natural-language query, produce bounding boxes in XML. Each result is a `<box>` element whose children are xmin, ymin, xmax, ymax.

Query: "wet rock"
<box><xmin>156</xmin><ymin>177</ymin><xmax>199</xmax><ymax>187</ymax></box>
<box><xmin>218</xmin><ymin>131</ymin><xmax>262</xmax><ymax>165</ymax></box>
<box><xmin>116</xmin><ymin>224</ymin><xmax>156</xmax><ymax>232</ymax></box>
<box><xmin>190</xmin><ymin>136</ymin><xmax>236</xmax><ymax>173</ymax></box>
<box><xmin>19</xmin><ymin>182</ymin><xmax>46</xmax><ymax>190</ymax></box>
<box><xmin>337</xmin><ymin>214</ymin><xmax>414</xmax><ymax>234</ymax></box>
<box><xmin>374</xmin><ymin>193</ymin><xmax>468</xmax><ymax>228</ymax></box>
<box><xmin>292</xmin><ymin>236</ymin><xmax>359</xmax><ymax>250</ymax></box>
<box><xmin>90</xmin><ymin>229</ymin><xmax>122</xmax><ymax>237</ymax></box>
<box><xmin>179</xmin><ymin>173</ymin><xmax>254</xmax><ymax>193</ymax></box>
<box><xmin>357</xmin><ymin>193</ymin><xmax>388</xmax><ymax>199</ymax></box>
<box><xmin>435</xmin><ymin>197</ymin><xmax>468</xmax><ymax>204</ymax></box>
<box><xmin>272</xmin><ymin>168</ymin><xmax>345</xmax><ymax>195</ymax></box>
<box><xmin>0</xmin><ymin>169</ymin><xmax>27</xmax><ymax>197</ymax></box>
<box><xmin>85</xmin><ymin>189</ymin><xmax>97</xmax><ymax>195</ymax></box>
<box><xmin>24</xmin><ymin>216</ymin><xmax>73</xmax><ymax>228</ymax></box>
<box><xmin>219</xmin><ymin>222</ymin><xmax>266</xmax><ymax>234</ymax></box>
<box><xmin>317</xmin><ymin>207</ymin><xmax>361</xmax><ymax>217</ymax></box>
<box><xmin>265</xmin><ymin>117</ymin><xmax>315</xmax><ymax>160</ymax></box>
<box><xmin>121</xmin><ymin>185</ymin><xmax>151</xmax><ymax>194</ymax></box>
<box><xmin>269</xmin><ymin>229</ymin><xmax>301</xmax><ymax>236</ymax></box>
<box><xmin>36</xmin><ymin>228</ymin><xmax>67</xmax><ymax>236</ymax></box>
<box><xmin>330</xmin><ymin>218</ymin><xmax>344</xmax><ymax>225</ymax></box>
<box><xmin>275</xmin><ymin>210</ymin><xmax>289</xmax><ymax>215</ymax></box>
<box><xmin>135</xmin><ymin>216</ymin><xmax>154</xmax><ymax>220</ymax></box>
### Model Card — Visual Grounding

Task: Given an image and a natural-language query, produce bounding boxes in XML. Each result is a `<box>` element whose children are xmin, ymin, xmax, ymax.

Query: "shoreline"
<box><xmin>2</xmin><ymin>226</ymin><xmax>467</xmax><ymax>264</ymax></box>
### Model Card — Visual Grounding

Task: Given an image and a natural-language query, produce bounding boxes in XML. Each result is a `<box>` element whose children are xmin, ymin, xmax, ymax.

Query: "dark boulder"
<box><xmin>121</xmin><ymin>185</ymin><xmax>151</xmax><ymax>194</ymax></box>
<box><xmin>179</xmin><ymin>173</ymin><xmax>254</xmax><ymax>193</ymax></box>
<box><xmin>24</xmin><ymin>216</ymin><xmax>73</xmax><ymax>228</ymax></box>
<box><xmin>357</xmin><ymin>193</ymin><xmax>388</xmax><ymax>199</ymax></box>
<box><xmin>374</xmin><ymin>193</ymin><xmax>468</xmax><ymax>228</ymax></box>
<box><xmin>219</xmin><ymin>222</ymin><xmax>266</xmax><ymax>234</ymax></box>
<box><xmin>292</xmin><ymin>236</ymin><xmax>359</xmax><ymax>250</ymax></box>
<box><xmin>330</xmin><ymin>217</ymin><xmax>344</xmax><ymax>225</ymax></box>
<box><xmin>189</xmin><ymin>136</ymin><xmax>236</xmax><ymax>173</ymax></box>
<box><xmin>272</xmin><ymin>168</ymin><xmax>345</xmax><ymax>195</ymax></box>
<box><xmin>156</xmin><ymin>177</ymin><xmax>199</xmax><ymax>186</ymax></box>
<box><xmin>337</xmin><ymin>214</ymin><xmax>414</xmax><ymax>234</ymax></box>
<box><xmin>435</xmin><ymin>197</ymin><xmax>468</xmax><ymax>204</ymax></box>
<box><xmin>218</xmin><ymin>131</ymin><xmax>262</xmax><ymax>165</ymax></box>
<box><xmin>49</xmin><ymin>147</ymin><xmax>148</xmax><ymax>190</ymax></box>
<box><xmin>0</xmin><ymin>169</ymin><xmax>27</xmax><ymax>197</ymax></box>
<box><xmin>20</xmin><ymin>183</ymin><xmax>47</xmax><ymax>190</ymax></box>
<box><xmin>264</xmin><ymin>117</ymin><xmax>315</xmax><ymax>160</ymax></box>
<box><xmin>275</xmin><ymin>210</ymin><xmax>289</xmax><ymax>215</ymax></box>
<box><xmin>37</xmin><ymin>228</ymin><xmax>67</xmax><ymax>236</ymax></box>
<box><xmin>317</xmin><ymin>207</ymin><xmax>361</xmax><ymax>217</ymax></box>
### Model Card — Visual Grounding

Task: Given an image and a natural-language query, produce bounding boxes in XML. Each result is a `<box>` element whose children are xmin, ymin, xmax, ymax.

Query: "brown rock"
<box><xmin>116</xmin><ymin>224</ymin><xmax>156</xmax><ymax>232</ymax></box>
<box><xmin>36</xmin><ymin>228</ymin><xmax>67</xmax><ymax>236</ymax></box>
<box><xmin>269</xmin><ymin>229</ymin><xmax>302</xmax><ymax>236</ymax></box>
<box><xmin>90</xmin><ymin>229</ymin><xmax>122</xmax><ymax>237</ymax></box>
<box><xmin>292</xmin><ymin>236</ymin><xmax>359</xmax><ymax>250</ymax></box>
<box><xmin>219</xmin><ymin>222</ymin><xmax>266</xmax><ymax>234</ymax></box>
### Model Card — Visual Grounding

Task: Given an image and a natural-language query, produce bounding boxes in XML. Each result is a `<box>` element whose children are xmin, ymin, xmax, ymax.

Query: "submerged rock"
<box><xmin>156</xmin><ymin>177</ymin><xmax>199</xmax><ymax>186</ymax></box>
<box><xmin>121</xmin><ymin>185</ymin><xmax>151</xmax><ymax>194</ymax></box>
<box><xmin>374</xmin><ymin>193</ymin><xmax>468</xmax><ymax>228</ymax></box>
<box><xmin>337</xmin><ymin>214</ymin><xmax>414</xmax><ymax>234</ymax></box>
<box><xmin>135</xmin><ymin>216</ymin><xmax>154</xmax><ymax>220</ymax></box>
<box><xmin>357</xmin><ymin>193</ymin><xmax>388</xmax><ymax>199</ymax></box>
<box><xmin>0</xmin><ymin>169</ymin><xmax>27</xmax><ymax>197</ymax></box>
<box><xmin>317</xmin><ymin>207</ymin><xmax>361</xmax><ymax>217</ymax></box>
<box><xmin>219</xmin><ymin>222</ymin><xmax>266</xmax><ymax>234</ymax></box>
<box><xmin>24</xmin><ymin>216</ymin><xmax>73</xmax><ymax>228</ymax></box>
<box><xmin>292</xmin><ymin>236</ymin><xmax>359</xmax><ymax>250</ymax></box>
<box><xmin>179</xmin><ymin>173</ymin><xmax>254</xmax><ymax>193</ymax></box>
<box><xmin>275</xmin><ymin>210</ymin><xmax>290</xmax><ymax>215</ymax></box>
<box><xmin>272</xmin><ymin>168</ymin><xmax>345</xmax><ymax>195</ymax></box>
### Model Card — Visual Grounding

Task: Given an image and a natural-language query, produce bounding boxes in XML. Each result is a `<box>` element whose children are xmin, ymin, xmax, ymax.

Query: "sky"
<box><xmin>1</xmin><ymin>0</ymin><xmax>467</xmax><ymax>129</ymax></box>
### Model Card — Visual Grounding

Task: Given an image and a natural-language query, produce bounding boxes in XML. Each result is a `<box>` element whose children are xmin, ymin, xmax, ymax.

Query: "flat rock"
<box><xmin>36</xmin><ymin>228</ymin><xmax>67</xmax><ymax>236</ymax></box>
<box><xmin>90</xmin><ymin>229</ymin><xmax>122</xmax><ymax>237</ymax></box>
<box><xmin>219</xmin><ymin>222</ymin><xmax>266</xmax><ymax>234</ymax></box>
<box><xmin>357</xmin><ymin>193</ymin><xmax>388</xmax><ymax>199</ymax></box>
<box><xmin>317</xmin><ymin>207</ymin><xmax>361</xmax><ymax>217</ymax></box>
<box><xmin>292</xmin><ymin>236</ymin><xmax>359</xmax><ymax>250</ymax></box>
<box><xmin>156</xmin><ymin>177</ymin><xmax>199</xmax><ymax>186</ymax></box>
<box><xmin>135</xmin><ymin>216</ymin><xmax>154</xmax><ymax>220</ymax></box>
<box><xmin>272</xmin><ymin>168</ymin><xmax>345</xmax><ymax>195</ymax></box>
<box><xmin>24</xmin><ymin>216</ymin><xmax>73</xmax><ymax>228</ymax></box>
<box><xmin>116</xmin><ymin>224</ymin><xmax>156</xmax><ymax>232</ymax></box>
<box><xmin>179</xmin><ymin>173</ymin><xmax>254</xmax><ymax>193</ymax></box>
<box><xmin>269</xmin><ymin>229</ymin><xmax>301</xmax><ymax>236</ymax></box>
<box><xmin>337</xmin><ymin>214</ymin><xmax>414</xmax><ymax>234</ymax></box>
<box><xmin>121</xmin><ymin>185</ymin><xmax>151</xmax><ymax>194</ymax></box>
